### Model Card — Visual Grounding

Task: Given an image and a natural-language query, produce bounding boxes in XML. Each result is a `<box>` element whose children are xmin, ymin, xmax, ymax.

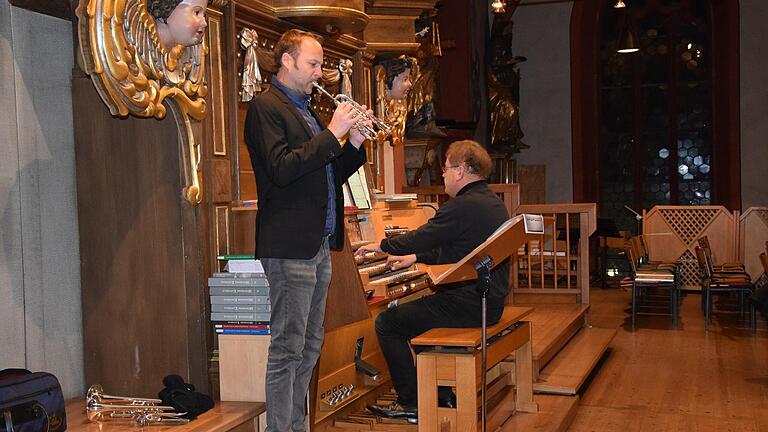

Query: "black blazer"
<box><xmin>244</xmin><ymin>86</ymin><xmax>367</xmax><ymax>259</ymax></box>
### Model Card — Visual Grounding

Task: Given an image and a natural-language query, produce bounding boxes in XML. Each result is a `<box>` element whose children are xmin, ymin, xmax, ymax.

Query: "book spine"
<box><xmin>208</xmin><ymin>278</ymin><xmax>268</xmax><ymax>287</ymax></box>
<box><xmin>214</xmin><ymin>324</ymin><xmax>269</xmax><ymax>329</ymax></box>
<box><xmin>209</xmin><ymin>295</ymin><xmax>269</xmax><ymax>305</ymax></box>
<box><xmin>211</xmin><ymin>320</ymin><xmax>270</xmax><ymax>325</ymax></box>
<box><xmin>211</xmin><ymin>304</ymin><xmax>270</xmax><ymax>313</ymax></box>
<box><xmin>209</xmin><ymin>287</ymin><xmax>269</xmax><ymax>296</ymax></box>
<box><xmin>215</xmin><ymin>329</ymin><xmax>270</xmax><ymax>335</ymax></box>
<box><xmin>211</xmin><ymin>312</ymin><xmax>271</xmax><ymax>322</ymax></box>
<box><xmin>211</xmin><ymin>272</ymin><xmax>267</xmax><ymax>278</ymax></box>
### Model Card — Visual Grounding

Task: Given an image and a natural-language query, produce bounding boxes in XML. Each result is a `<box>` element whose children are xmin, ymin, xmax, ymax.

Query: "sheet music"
<box><xmin>346</xmin><ymin>167</ymin><xmax>371</xmax><ymax>210</ymax></box>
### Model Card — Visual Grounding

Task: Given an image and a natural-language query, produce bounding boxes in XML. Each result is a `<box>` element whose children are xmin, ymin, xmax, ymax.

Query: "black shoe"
<box><xmin>437</xmin><ymin>387</ymin><xmax>456</xmax><ymax>408</ymax></box>
<box><xmin>367</xmin><ymin>401</ymin><xmax>418</xmax><ymax>419</ymax></box>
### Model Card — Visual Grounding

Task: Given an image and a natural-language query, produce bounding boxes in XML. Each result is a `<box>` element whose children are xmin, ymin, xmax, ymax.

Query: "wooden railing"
<box><xmin>511</xmin><ymin>204</ymin><xmax>596</xmax><ymax>305</ymax></box>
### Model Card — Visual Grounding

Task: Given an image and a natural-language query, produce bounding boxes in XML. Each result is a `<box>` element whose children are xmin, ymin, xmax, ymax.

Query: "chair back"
<box><xmin>697</xmin><ymin>236</ymin><xmax>717</xmax><ymax>267</ymax></box>
<box><xmin>624</xmin><ymin>245</ymin><xmax>639</xmax><ymax>276</ymax></box>
<box><xmin>629</xmin><ymin>237</ymin><xmax>645</xmax><ymax>264</ymax></box>
<box><xmin>694</xmin><ymin>246</ymin><xmax>713</xmax><ymax>279</ymax></box>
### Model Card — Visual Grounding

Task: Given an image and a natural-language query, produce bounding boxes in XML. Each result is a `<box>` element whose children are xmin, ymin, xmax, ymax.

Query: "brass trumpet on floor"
<box><xmin>85</xmin><ymin>384</ymin><xmax>190</xmax><ymax>426</ymax></box>
<box><xmin>312</xmin><ymin>82</ymin><xmax>393</xmax><ymax>140</ymax></box>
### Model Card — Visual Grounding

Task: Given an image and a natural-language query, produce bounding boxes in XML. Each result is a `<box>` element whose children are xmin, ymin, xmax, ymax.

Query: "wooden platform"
<box><xmin>509</xmin><ymin>304</ymin><xmax>590</xmax><ymax>374</ymax></box>
<box><xmin>65</xmin><ymin>399</ymin><xmax>265</xmax><ymax>432</ymax></box>
<box><xmin>498</xmin><ymin>394</ymin><xmax>579</xmax><ymax>432</ymax></box>
<box><xmin>534</xmin><ymin>327</ymin><xmax>617</xmax><ymax>395</ymax></box>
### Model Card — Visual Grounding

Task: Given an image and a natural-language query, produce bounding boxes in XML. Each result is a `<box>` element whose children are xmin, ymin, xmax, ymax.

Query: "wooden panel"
<box><xmin>324</xmin><ymin>236</ymin><xmax>371</xmax><ymax>330</ymax></box>
<box><xmin>219</xmin><ymin>334</ymin><xmax>270</xmax><ymax>402</ymax></box>
<box><xmin>215</xmin><ymin>205</ymin><xmax>231</xmax><ymax>257</ymax></box>
<box><xmin>643</xmin><ymin>206</ymin><xmax>737</xmax><ymax>291</ymax></box>
<box><xmin>231</xmin><ymin>209</ymin><xmax>257</xmax><ymax>254</ymax></box>
<box><xmin>208</xmin><ymin>13</ymin><xmax>228</xmax><ymax>156</ymax></box>
<box><xmin>73</xmin><ymin>76</ymin><xmax>207</xmax><ymax>397</ymax></box>
<box><xmin>211</xmin><ymin>158</ymin><xmax>233</xmax><ymax>202</ymax></box>
<box><xmin>739</xmin><ymin>207</ymin><xmax>768</xmax><ymax>282</ymax></box>
<box><xmin>518</xmin><ymin>164</ymin><xmax>546</xmax><ymax>205</ymax></box>
<box><xmin>364</xmin><ymin>15</ymin><xmax>416</xmax><ymax>44</ymax></box>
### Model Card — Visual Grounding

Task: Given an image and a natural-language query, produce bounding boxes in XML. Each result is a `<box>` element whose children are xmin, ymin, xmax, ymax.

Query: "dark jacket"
<box><xmin>244</xmin><ymin>86</ymin><xmax>367</xmax><ymax>259</ymax></box>
<box><xmin>380</xmin><ymin>180</ymin><xmax>510</xmax><ymax>302</ymax></box>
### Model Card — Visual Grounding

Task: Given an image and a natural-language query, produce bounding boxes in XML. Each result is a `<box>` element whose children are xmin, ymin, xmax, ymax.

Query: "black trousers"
<box><xmin>375</xmin><ymin>290</ymin><xmax>504</xmax><ymax>406</ymax></box>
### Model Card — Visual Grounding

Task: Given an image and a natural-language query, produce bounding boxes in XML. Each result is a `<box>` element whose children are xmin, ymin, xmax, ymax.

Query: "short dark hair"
<box><xmin>445</xmin><ymin>140</ymin><xmax>493</xmax><ymax>178</ymax></box>
<box><xmin>379</xmin><ymin>55</ymin><xmax>415</xmax><ymax>89</ymax></box>
<box><xmin>148</xmin><ymin>0</ymin><xmax>183</xmax><ymax>21</ymax></box>
<box><xmin>273</xmin><ymin>29</ymin><xmax>324</xmax><ymax>70</ymax></box>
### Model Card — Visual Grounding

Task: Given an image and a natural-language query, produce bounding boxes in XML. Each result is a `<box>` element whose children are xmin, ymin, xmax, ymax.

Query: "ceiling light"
<box><xmin>491</xmin><ymin>0</ymin><xmax>506</xmax><ymax>14</ymax></box>
<box><xmin>618</xmin><ymin>28</ymin><xmax>639</xmax><ymax>54</ymax></box>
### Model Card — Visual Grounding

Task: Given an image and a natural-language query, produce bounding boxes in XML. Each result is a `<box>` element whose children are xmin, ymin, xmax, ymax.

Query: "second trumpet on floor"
<box><xmin>312</xmin><ymin>82</ymin><xmax>393</xmax><ymax>140</ymax></box>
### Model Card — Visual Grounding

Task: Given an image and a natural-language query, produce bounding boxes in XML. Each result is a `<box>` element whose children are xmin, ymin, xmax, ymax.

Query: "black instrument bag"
<box><xmin>0</xmin><ymin>369</ymin><xmax>66</xmax><ymax>432</ymax></box>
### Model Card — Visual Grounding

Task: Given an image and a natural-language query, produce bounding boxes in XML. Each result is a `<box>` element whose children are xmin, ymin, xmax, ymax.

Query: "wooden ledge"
<box><xmin>66</xmin><ymin>399</ymin><xmax>265</xmax><ymax>431</ymax></box>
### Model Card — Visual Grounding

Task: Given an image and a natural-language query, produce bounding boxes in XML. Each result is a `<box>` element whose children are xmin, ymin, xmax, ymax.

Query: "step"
<box><xmin>534</xmin><ymin>327</ymin><xmax>617</xmax><ymax>395</ymax></box>
<box><xmin>498</xmin><ymin>394</ymin><xmax>579</xmax><ymax>432</ymax></box>
<box><xmin>509</xmin><ymin>304</ymin><xmax>590</xmax><ymax>373</ymax></box>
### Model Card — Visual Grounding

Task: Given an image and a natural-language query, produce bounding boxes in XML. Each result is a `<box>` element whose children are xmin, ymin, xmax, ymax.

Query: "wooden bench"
<box><xmin>410</xmin><ymin>306</ymin><xmax>538</xmax><ymax>432</ymax></box>
<box><xmin>65</xmin><ymin>398</ymin><xmax>265</xmax><ymax>432</ymax></box>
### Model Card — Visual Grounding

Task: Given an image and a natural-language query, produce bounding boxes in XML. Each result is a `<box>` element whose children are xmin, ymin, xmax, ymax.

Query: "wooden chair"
<box><xmin>632</xmin><ymin>235</ymin><xmax>679</xmax><ymax>272</ymax></box>
<box><xmin>697</xmin><ymin>236</ymin><xmax>745</xmax><ymax>273</ymax></box>
<box><xmin>694</xmin><ymin>246</ymin><xmax>756</xmax><ymax>331</ymax></box>
<box><xmin>624</xmin><ymin>246</ymin><xmax>679</xmax><ymax>330</ymax></box>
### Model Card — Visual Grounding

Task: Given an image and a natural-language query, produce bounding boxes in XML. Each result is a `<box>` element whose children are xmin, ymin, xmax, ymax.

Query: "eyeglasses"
<box><xmin>441</xmin><ymin>164</ymin><xmax>461</xmax><ymax>173</ymax></box>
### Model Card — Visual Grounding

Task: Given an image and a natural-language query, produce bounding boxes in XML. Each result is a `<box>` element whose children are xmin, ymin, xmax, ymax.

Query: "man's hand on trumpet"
<box><xmin>348</xmin><ymin>105</ymin><xmax>374</xmax><ymax>149</ymax></box>
<box><xmin>328</xmin><ymin>101</ymin><xmax>359</xmax><ymax>141</ymax></box>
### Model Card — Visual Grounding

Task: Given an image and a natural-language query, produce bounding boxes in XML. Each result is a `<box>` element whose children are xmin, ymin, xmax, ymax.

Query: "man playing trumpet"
<box><xmin>244</xmin><ymin>29</ymin><xmax>373</xmax><ymax>432</ymax></box>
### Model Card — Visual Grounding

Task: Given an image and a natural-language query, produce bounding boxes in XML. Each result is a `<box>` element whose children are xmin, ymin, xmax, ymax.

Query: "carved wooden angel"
<box><xmin>76</xmin><ymin>0</ymin><xmax>210</xmax><ymax>205</ymax></box>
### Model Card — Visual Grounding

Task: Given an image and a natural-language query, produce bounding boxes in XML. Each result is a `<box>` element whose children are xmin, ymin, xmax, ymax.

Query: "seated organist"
<box><xmin>354</xmin><ymin>139</ymin><xmax>510</xmax><ymax>421</ymax></box>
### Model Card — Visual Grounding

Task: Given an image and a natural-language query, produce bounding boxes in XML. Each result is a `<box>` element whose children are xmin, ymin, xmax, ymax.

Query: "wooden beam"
<box><xmin>9</xmin><ymin>0</ymin><xmax>72</xmax><ymax>20</ymax></box>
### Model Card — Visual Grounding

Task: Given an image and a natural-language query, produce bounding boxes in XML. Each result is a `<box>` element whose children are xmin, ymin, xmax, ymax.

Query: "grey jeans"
<box><xmin>261</xmin><ymin>237</ymin><xmax>331</xmax><ymax>432</ymax></box>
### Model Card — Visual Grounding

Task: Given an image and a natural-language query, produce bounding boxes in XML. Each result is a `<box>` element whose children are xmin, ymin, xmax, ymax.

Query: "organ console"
<box><xmin>310</xmin><ymin>200</ymin><xmax>435</xmax><ymax>431</ymax></box>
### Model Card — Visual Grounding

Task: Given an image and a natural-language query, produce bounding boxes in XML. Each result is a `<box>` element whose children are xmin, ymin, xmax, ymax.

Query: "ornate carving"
<box><xmin>338</xmin><ymin>59</ymin><xmax>353</xmax><ymax>97</ymax></box>
<box><xmin>239</xmin><ymin>28</ymin><xmax>263</xmax><ymax>102</ymax></box>
<box><xmin>76</xmin><ymin>0</ymin><xmax>209</xmax><ymax>205</ymax></box>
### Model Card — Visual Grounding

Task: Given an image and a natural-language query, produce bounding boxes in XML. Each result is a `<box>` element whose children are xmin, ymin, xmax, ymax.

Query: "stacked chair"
<box><xmin>694</xmin><ymin>236</ymin><xmax>756</xmax><ymax>331</ymax></box>
<box><xmin>623</xmin><ymin>236</ymin><xmax>681</xmax><ymax>330</ymax></box>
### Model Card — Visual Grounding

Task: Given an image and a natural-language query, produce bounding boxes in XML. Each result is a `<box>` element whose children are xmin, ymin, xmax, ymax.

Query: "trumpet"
<box><xmin>312</xmin><ymin>82</ymin><xmax>392</xmax><ymax>140</ymax></box>
<box><xmin>85</xmin><ymin>384</ymin><xmax>190</xmax><ymax>426</ymax></box>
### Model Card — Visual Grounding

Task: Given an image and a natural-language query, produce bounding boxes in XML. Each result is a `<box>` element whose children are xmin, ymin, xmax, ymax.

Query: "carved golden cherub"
<box><xmin>76</xmin><ymin>0</ymin><xmax>211</xmax><ymax>205</ymax></box>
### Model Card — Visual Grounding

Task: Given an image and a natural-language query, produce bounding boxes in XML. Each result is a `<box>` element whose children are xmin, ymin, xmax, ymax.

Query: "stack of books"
<box><xmin>209</xmin><ymin>257</ymin><xmax>270</xmax><ymax>335</ymax></box>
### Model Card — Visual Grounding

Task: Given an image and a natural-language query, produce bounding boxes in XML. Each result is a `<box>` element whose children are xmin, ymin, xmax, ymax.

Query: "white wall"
<box><xmin>0</xmin><ymin>1</ymin><xmax>83</xmax><ymax>398</ymax></box>
<box><xmin>740</xmin><ymin>0</ymin><xmax>768</xmax><ymax>209</ymax></box>
<box><xmin>511</xmin><ymin>2</ymin><xmax>574</xmax><ymax>204</ymax></box>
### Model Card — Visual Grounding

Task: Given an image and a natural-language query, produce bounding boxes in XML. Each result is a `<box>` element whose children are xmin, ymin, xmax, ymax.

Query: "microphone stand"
<box><xmin>624</xmin><ymin>205</ymin><xmax>643</xmax><ymax>235</ymax></box>
<box><xmin>474</xmin><ymin>256</ymin><xmax>493</xmax><ymax>432</ymax></box>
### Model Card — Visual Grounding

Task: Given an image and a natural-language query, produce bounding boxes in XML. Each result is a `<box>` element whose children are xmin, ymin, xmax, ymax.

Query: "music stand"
<box><xmin>425</xmin><ymin>214</ymin><xmax>544</xmax><ymax>432</ymax></box>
